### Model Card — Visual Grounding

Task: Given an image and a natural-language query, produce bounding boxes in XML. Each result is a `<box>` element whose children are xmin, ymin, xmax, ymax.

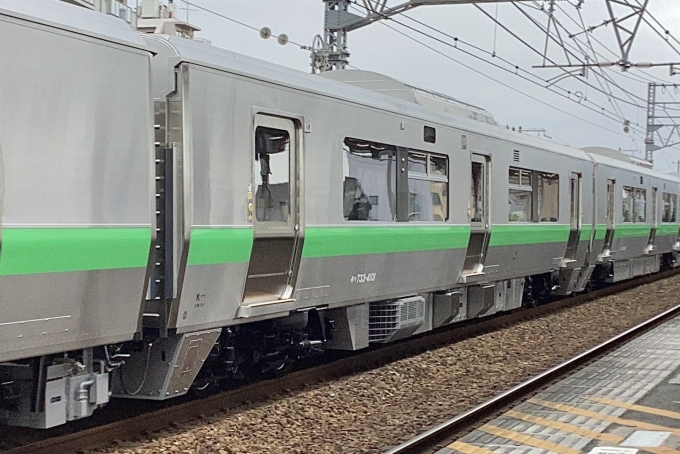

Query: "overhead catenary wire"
<box><xmin>182</xmin><ymin>0</ymin><xmax>648</xmax><ymax>133</ymax></box>
<box><xmin>178</xmin><ymin>0</ymin><xmax>620</xmax><ymax>131</ymax></box>
<box><xmin>553</xmin><ymin>1</ymin><xmax>675</xmax><ymax>85</ymax></box>
<box><xmin>514</xmin><ymin>2</ymin><xmax>651</xmax><ymax>107</ymax></box>
<box><xmin>359</xmin><ymin>0</ymin><xmax>652</xmax><ymax>132</ymax></box>
<box><xmin>358</xmin><ymin>0</ymin><xmax>680</xmax><ymax>162</ymax></box>
<box><xmin>474</xmin><ymin>3</ymin><xmax>646</xmax><ymax>109</ymax></box>
<box><xmin>350</xmin><ymin>2</ymin><xmax>645</xmax><ymax>136</ymax></box>
<box><xmin>633</xmin><ymin>0</ymin><xmax>680</xmax><ymax>58</ymax></box>
<box><xmin>182</xmin><ymin>0</ymin><xmax>679</xmax><ymax>161</ymax></box>
<box><xmin>377</xmin><ymin>0</ymin><xmax>680</xmax><ymax>162</ymax></box>
<box><xmin>524</xmin><ymin>3</ymin><xmax>655</xmax><ymax>122</ymax></box>
<box><xmin>348</xmin><ymin>5</ymin><xmax>636</xmax><ymax>138</ymax></box>
<box><xmin>182</xmin><ymin>0</ymin><xmax>308</xmax><ymax>49</ymax></box>
<box><xmin>370</xmin><ymin>1</ymin><xmax>648</xmax><ymax>113</ymax></box>
<box><xmin>511</xmin><ymin>3</ymin><xmax>635</xmax><ymax>121</ymax></box>
<box><xmin>387</xmin><ymin>5</ymin><xmax>655</xmax><ymax>134</ymax></box>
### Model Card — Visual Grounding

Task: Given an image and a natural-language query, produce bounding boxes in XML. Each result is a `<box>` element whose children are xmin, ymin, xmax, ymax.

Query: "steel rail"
<box><xmin>384</xmin><ymin>295</ymin><xmax>680</xmax><ymax>454</ymax></box>
<box><xmin>3</xmin><ymin>268</ymin><xmax>679</xmax><ymax>454</ymax></box>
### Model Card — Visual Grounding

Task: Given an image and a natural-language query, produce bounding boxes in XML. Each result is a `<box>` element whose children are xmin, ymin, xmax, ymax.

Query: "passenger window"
<box><xmin>343</xmin><ymin>138</ymin><xmax>397</xmax><ymax>221</ymax></box>
<box><xmin>407</xmin><ymin>151</ymin><xmax>448</xmax><ymax>221</ymax></box>
<box><xmin>663</xmin><ymin>193</ymin><xmax>677</xmax><ymax>222</ymax></box>
<box><xmin>408</xmin><ymin>151</ymin><xmax>428</xmax><ymax>174</ymax></box>
<box><xmin>430</xmin><ymin>155</ymin><xmax>447</xmax><ymax>176</ymax></box>
<box><xmin>634</xmin><ymin>188</ymin><xmax>646</xmax><ymax>222</ymax></box>
<box><xmin>622</xmin><ymin>187</ymin><xmax>634</xmax><ymax>222</ymax></box>
<box><xmin>537</xmin><ymin>172</ymin><xmax>559</xmax><ymax>222</ymax></box>
<box><xmin>606</xmin><ymin>179</ymin><xmax>615</xmax><ymax>224</ymax></box>
<box><xmin>508</xmin><ymin>167</ymin><xmax>533</xmax><ymax>222</ymax></box>
<box><xmin>470</xmin><ymin>162</ymin><xmax>484</xmax><ymax>222</ymax></box>
<box><xmin>255</xmin><ymin>126</ymin><xmax>290</xmax><ymax>222</ymax></box>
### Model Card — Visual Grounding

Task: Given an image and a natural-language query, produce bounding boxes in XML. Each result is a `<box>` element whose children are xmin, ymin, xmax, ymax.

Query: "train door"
<box><xmin>603</xmin><ymin>179</ymin><xmax>615</xmax><ymax>254</ymax></box>
<box><xmin>564</xmin><ymin>173</ymin><xmax>582</xmax><ymax>261</ymax></box>
<box><xmin>461</xmin><ymin>154</ymin><xmax>490</xmax><ymax>281</ymax></box>
<box><xmin>649</xmin><ymin>187</ymin><xmax>658</xmax><ymax>250</ymax></box>
<box><xmin>243</xmin><ymin>114</ymin><xmax>301</xmax><ymax>305</ymax></box>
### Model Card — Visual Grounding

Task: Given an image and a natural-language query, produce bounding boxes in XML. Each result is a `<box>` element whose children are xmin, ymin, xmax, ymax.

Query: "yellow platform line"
<box><xmin>590</xmin><ymin>397</ymin><xmax>680</xmax><ymax>421</ymax></box>
<box><xmin>650</xmin><ymin>447</ymin><xmax>680</xmax><ymax>454</ymax></box>
<box><xmin>447</xmin><ymin>441</ymin><xmax>501</xmax><ymax>454</ymax></box>
<box><xmin>505</xmin><ymin>410</ymin><xmax>680</xmax><ymax>454</ymax></box>
<box><xmin>531</xmin><ymin>398</ymin><xmax>680</xmax><ymax>438</ymax></box>
<box><xmin>505</xmin><ymin>409</ymin><xmax>624</xmax><ymax>444</ymax></box>
<box><xmin>477</xmin><ymin>423</ymin><xmax>580</xmax><ymax>454</ymax></box>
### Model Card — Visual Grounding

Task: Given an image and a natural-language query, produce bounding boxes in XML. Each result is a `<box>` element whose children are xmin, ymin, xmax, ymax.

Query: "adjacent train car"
<box><xmin>2</xmin><ymin>0</ymin><xmax>680</xmax><ymax>428</ymax></box>
<box><xmin>582</xmin><ymin>149</ymin><xmax>680</xmax><ymax>284</ymax></box>
<box><xmin>0</xmin><ymin>0</ymin><xmax>154</xmax><ymax>428</ymax></box>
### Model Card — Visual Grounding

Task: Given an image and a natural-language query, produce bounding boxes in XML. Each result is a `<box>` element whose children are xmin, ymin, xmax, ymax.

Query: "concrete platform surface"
<box><xmin>436</xmin><ymin>315</ymin><xmax>680</xmax><ymax>454</ymax></box>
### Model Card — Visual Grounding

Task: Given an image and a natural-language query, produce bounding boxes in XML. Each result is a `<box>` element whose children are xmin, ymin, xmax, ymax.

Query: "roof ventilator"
<box><xmin>368</xmin><ymin>296</ymin><xmax>425</xmax><ymax>343</ymax></box>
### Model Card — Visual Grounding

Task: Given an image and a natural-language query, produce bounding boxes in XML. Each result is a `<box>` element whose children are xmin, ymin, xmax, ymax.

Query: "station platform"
<box><xmin>436</xmin><ymin>315</ymin><xmax>680</xmax><ymax>454</ymax></box>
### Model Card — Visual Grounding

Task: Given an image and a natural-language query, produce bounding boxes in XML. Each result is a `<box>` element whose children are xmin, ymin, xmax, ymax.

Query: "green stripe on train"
<box><xmin>595</xmin><ymin>224</ymin><xmax>607</xmax><ymax>241</ymax></box>
<box><xmin>580</xmin><ymin>224</ymin><xmax>608</xmax><ymax>242</ymax></box>
<box><xmin>656</xmin><ymin>224</ymin><xmax>680</xmax><ymax>236</ymax></box>
<box><xmin>0</xmin><ymin>227</ymin><xmax>151</xmax><ymax>276</ymax></box>
<box><xmin>187</xmin><ymin>228</ymin><xmax>254</xmax><ymax>266</ymax></box>
<box><xmin>487</xmin><ymin>224</ymin><xmax>570</xmax><ymax>247</ymax></box>
<box><xmin>613</xmin><ymin>224</ymin><xmax>651</xmax><ymax>239</ymax></box>
<box><xmin>301</xmin><ymin>225</ymin><xmax>470</xmax><ymax>258</ymax></box>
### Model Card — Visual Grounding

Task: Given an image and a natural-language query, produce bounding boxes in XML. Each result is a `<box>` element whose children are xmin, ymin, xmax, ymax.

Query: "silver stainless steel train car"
<box><xmin>1</xmin><ymin>0</ymin><xmax>679</xmax><ymax>428</ymax></box>
<box><xmin>0</xmin><ymin>0</ymin><xmax>154</xmax><ymax>428</ymax></box>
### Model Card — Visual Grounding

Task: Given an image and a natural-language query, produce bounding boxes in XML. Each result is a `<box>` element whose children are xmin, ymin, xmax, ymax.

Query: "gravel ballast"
<box><xmin>90</xmin><ymin>275</ymin><xmax>680</xmax><ymax>454</ymax></box>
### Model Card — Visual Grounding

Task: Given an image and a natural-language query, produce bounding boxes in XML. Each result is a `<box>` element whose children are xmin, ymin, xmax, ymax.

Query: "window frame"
<box><xmin>621</xmin><ymin>186</ymin><xmax>649</xmax><ymax>223</ymax></box>
<box><xmin>342</xmin><ymin>138</ymin><xmax>398</xmax><ymax>222</ymax></box>
<box><xmin>536</xmin><ymin>171</ymin><xmax>560</xmax><ymax>223</ymax></box>
<box><xmin>253</xmin><ymin>125</ymin><xmax>292</xmax><ymax>224</ymax></box>
<box><xmin>662</xmin><ymin>192</ymin><xmax>677</xmax><ymax>223</ymax></box>
<box><xmin>634</xmin><ymin>188</ymin><xmax>647</xmax><ymax>223</ymax></box>
<box><xmin>508</xmin><ymin>167</ymin><xmax>534</xmax><ymax>222</ymax></box>
<box><xmin>406</xmin><ymin>149</ymin><xmax>449</xmax><ymax>221</ymax></box>
<box><xmin>508</xmin><ymin>167</ymin><xmax>560</xmax><ymax>223</ymax></box>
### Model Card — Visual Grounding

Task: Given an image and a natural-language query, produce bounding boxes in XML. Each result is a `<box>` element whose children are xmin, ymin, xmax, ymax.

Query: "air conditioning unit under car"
<box><xmin>368</xmin><ymin>296</ymin><xmax>425</xmax><ymax>343</ymax></box>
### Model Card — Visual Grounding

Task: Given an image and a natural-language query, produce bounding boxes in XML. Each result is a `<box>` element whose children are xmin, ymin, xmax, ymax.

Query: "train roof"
<box><xmin>146</xmin><ymin>35</ymin><xmax>594</xmax><ymax>160</ymax></box>
<box><xmin>147</xmin><ymin>35</ymin><xmax>680</xmax><ymax>184</ymax></box>
<box><xmin>585</xmin><ymin>148</ymin><xmax>680</xmax><ymax>182</ymax></box>
<box><xmin>0</xmin><ymin>0</ymin><xmax>148</xmax><ymax>51</ymax></box>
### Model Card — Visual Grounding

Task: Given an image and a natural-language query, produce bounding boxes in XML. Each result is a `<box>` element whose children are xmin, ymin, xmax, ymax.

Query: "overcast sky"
<box><xmin>166</xmin><ymin>0</ymin><xmax>680</xmax><ymax>172</ymax></box>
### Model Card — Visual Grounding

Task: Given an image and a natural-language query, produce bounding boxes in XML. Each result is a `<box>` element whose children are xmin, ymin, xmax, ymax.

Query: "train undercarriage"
<box><xmin>2</xmin><ymin>251</ymin><xmax>678</xmax><ymax>428</ymax></box>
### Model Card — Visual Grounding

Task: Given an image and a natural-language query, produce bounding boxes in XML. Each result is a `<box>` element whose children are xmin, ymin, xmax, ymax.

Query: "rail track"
<box><xmin>384</xmin><ymin>287</ymin><xmax>680</xmax><ymax>454</ymax></box>
<box><xmin>3</xmin><ymin>268</ymin><xmax>680</xmax><ymax>454</ymax></box>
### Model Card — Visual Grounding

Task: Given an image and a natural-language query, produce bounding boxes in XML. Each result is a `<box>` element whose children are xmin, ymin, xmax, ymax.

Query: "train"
<box><xmin>1</xmin><ymin>0</ymin><xmax>679</xmax><ymax>429</ymax></box>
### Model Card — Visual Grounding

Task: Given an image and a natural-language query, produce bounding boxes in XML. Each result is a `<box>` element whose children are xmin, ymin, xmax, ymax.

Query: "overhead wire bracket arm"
<box><xmin>316</xmin><ymin>0</ymin><xmax>531</xmax><ymax>71</ymax></box>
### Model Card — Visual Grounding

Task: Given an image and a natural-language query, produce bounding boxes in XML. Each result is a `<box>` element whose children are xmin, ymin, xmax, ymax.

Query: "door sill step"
<box><xmin>246</xmin><ymin>298</ymin><xmax>295</xmax><ymax>307</ymax></box>
<box><xmin>560</xmin><ymin>258</ymin><xmax>577</xmax><ymax>268</ymax></box>
<box><xmin>458</xmin><ymin>271</ymin><xmax>486</xmax><ymax>284</ymax></box>
<box><xmin>237</xmin><ymin>298</ymin><xmax>297</xmax><ymax>318</ymax></box>
<box><xmin>247</xmin><ymin>271</ymin><xmax>290</xmax><ymax>279</ymax></box>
